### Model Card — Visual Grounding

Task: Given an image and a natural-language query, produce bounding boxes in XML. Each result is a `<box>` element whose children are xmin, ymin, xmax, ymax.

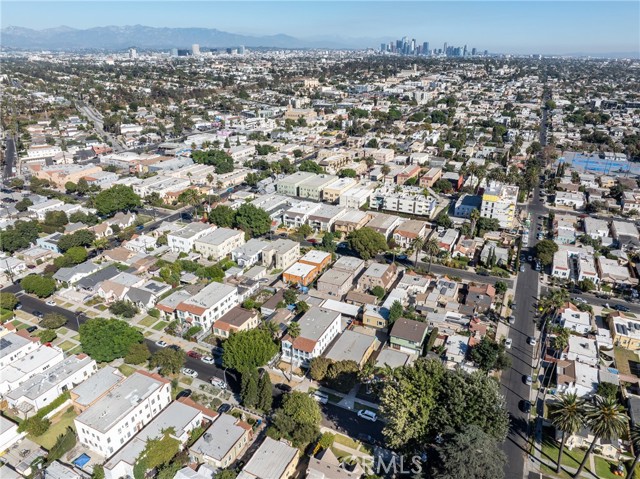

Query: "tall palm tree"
<box><xmin>178</xmin><ymin>189</ymin><xmax>202</xmax><ymax>220</ymax></box>
<box><xmin>574</xmin><ymin>395</ymin><xmax>629</xmax><ymax>478</ymax></box>
<box><xmin>549</xmin><ymin>393</ymin><xmax>585</xmax><ymax>473</ymax></box>
<box><xmin>206</xmin><ymin>173</ymin><xmax>214</xmax><ymax>185</ymax></box>
<box><xmin>469</xmin><ymin>208</ymin><xmax>480</xmax><ymax>237</ymax></box>
<box><xmin>423</xmin><ymin>238</ymin><xmax>440</xmax><ymax>273</ymax></box>
<box><xmin>412</xmin><ymin>236</ymin><xmax>425</xmax><ymax>266</ymax></box>
<box><xmin>287</xmin><ymin>321</ymin><xmax>301</xmax><ymax>380</ymax></box>
<box><xmin>628</xmin><ymin>424</ymin><xmax>640</xmax><ymax>479</ymax></box>
<box><xmin>381</xmin><ymin>165</ymin><xmax>391</xmax><ymax>183</ymax></box>
<box><xmin>92</xmin><ymin>237</ymin><xmax>109</xmax><ymax>252</ymax></box>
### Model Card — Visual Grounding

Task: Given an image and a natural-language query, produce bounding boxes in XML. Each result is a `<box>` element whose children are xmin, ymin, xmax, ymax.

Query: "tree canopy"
<box><xmin>93</xmin><ymin>185</ymin><xmax>141</xmax><ymax>217</ymax></box>
<box><xmin>150</xmin><ymin>348</ymin><xmax>186</xmax><ymax>375</ymax></box>
<box><xmin>79</xmin><ymin>318</ymin><xmax>143</xmax><ymax>362</ymax></box>
<box><xmin>222</xmin><ymin>327</ymin><xmax>279</xmax><ymax>372</ymax></box>
<box><xmin>469</xmin><ymin>337</ymin><xmax>511</xmax><ymax>372</ymax></box>
<box><xmin>57</xmin><ymin>230</ymin><xmax>96</xmax><ymax>253</ymax></box>
<box><xmin>0</xmin><ymin>220</ymin><xmax>39</xmax><ymax>253</ymax></box>
<box><xmin>192</xmin><ymin>149</ymin><xmax>234</xmax><ymax>174</ymax></box>
<box><xmin>347</xmin><ymin>227</ymin><xmax>387</xmax><ymax>260</ymax></box>
<box><xmin>298</xmin><ymin>160</ymin><xmax>324</xmax><ymax>174</ymax></box>
<box><xmin>208</xmin><ymin>205</ymin><xmax>237</xmax><ymax>228</ymax></box>
<box><xmin>21</xmin><ymin>275</ymin><xmax>56</xmax><ymax>298</ymax></box>
<box><xmin>268</xmin><ymin>391</ymin><xmax>322</xmax><ymax>448</ymax></box>
<box><xmin>535</xmin><ymin>239</ymin><xmax>559</xmax><ymax>266</ymax></box>
<box><xmin>234</xmin><ymin>204</ymin><xmax>271</xmax><ymax>238</ymax></box>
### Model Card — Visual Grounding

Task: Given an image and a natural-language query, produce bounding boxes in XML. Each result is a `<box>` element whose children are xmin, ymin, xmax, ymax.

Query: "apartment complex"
<box><xmin>282</xmin><ymin>307</ymin><xmax>342</xmax><ymax>366</ymax></box>
<box><xmin>480</xmin><ymin>181</ymin><xmax>519</xmax><ymax>229</ymax></box>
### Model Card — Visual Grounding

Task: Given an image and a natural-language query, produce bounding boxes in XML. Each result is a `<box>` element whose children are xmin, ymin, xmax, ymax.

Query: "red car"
<box><xmin>187</xmin><ymin>350</ymin><xmax>202</xmax><ymax>359</ymax></box>
<box><xmin>308</xmin><ymin>239</ymin><xmax>318</xmax><ymax>244</ymax></box>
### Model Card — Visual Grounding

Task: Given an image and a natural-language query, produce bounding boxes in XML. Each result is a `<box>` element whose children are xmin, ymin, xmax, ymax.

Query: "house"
<box><xmin>6</xmin><ymin>354</ymin><xmax>96</xmax><ymax>417</ymax></box>
<box><xmin>74</xmin><ymin>371</ymin><xmax>172</xmax><ymax>458</ymax></box>
<box><xmin>419</xmin><ymin>167</ymin><xmax>442</xmax><ymax>188</ymax></box>
<box><xmin>325</xmin><ymin>329</ymin><xmax>379</xmax><ymax>367</ymax></box>
<box><xmin>307</xmin><ymin>447</ymin><xmax>364</xmax><ymax>479</ymax></box>
<box><xmin>393</xmin><ymin>220</ymin><xmax>429</xmax><ymax>249</ymax></box>
<box><xmin>0</xmin><ymin>416</ymin><xmax>23</xmax><ymax>456</ymax></box>
<box><xmin>0</xmin><ymin>328</ymin><xmax>41</xmax><ymax>370</ymax></box>
<box><xmin>281</xmin><ymin>307</ymin><xmax>341</xmax><ymax>366</ymax></box>
<box><xmin>237</xmin><ymin>437</ymin><xmax>299</xmax><ymax>479</ymax></box>
<box><xmin>36</xmin><ymin>232</ymin><xmax>64</xmax><ymax>253</ymax></box>
<box><xmin>232</xmin><ymin>239</ymin><xmax>269</xmax><ymax>268</ymax></box>
<box><xmin>76</xmin><ymin>265</ymin><xmax>121</xmax><ymax>293</ymax></box>
<box><xmin>608</xmin><ymin>312</ymin><xmax>640</xmax><ymax>350</ymax></box>
<box><xmin>555</xmin><ymin>191</ymin><xmax>585</xmax><ymax>209</ymax></box>
<box><xmin>453</xmin><ymin>194</ymin><xmax>482</xmax><ymax>219</ymax></box>
<box><xmin>156</xmin><ymin>289</ymin><xmax>193</xmax><ymax>321</ymax></box>
<box><xmin>190</xmin><ymin>413</ymin><xmax>252</xmax><ymax>469</ymax></box>
<box><xmin>333</xmin><ymin>210</ymin><xmax>371</xmax><ymax>234</ymax></box>
<box><xmin>176</xmin><ymin>282</ymin><xmax>238</xmax><ymax>331</ymax></box>
<box><xmin>464</xmin><ymin>283</ymin><xmax>496</xmax><ymax>313</ymax></box>
<box><xmin>556</xmin><ymin>302</ymin><xmax>592</xmax><ymax>334</ymax></box>
<box><xmin>362</xmin><ymin>304</ymin><xmax>389</xmax><ymax>329</ymax></box>
<box><xmin>283</xmin><ymin>262</ymin><xmax>319</xmax><ymax>287</ymax></box>
<box><xmin>168</xmin><ymin>223</ymin><xmax>214</xmax><ymax>253</ymax></box>
<box><xmin>212</xmin><ymin>307</ymin><xmax>260</xmax><ymax>338</ymax></box>
<box><xmin>307</xmin><ymin>204</ymin><xmax>348</xmax><ymax>232</ymax></box>
<box><xmin>395</xmin><ymin>164</ymin><xmax>421</xmax><ymax>185</ymax></box>
<box><xmin>597</xmin><ymin>257</ymin><xmax>635</xmax><ymax>285</ymax></box>
<box><xmin>316</xmin><ymin>269</ymin><xmax>354</xmax><ymax>298</ymax></box>
<box><xmin>332</xmin><ymin>256</ymin><xmax>366</xmax><ymax>277</ymax></box>
<box><xmin>365</xmin><ymin>212</ymin><xmax>402</xmax><ymax>239</ymax></box>
<box><xmin>262</xmin><ymin>239</ymin><xmax>301</xmax><ymax>271</ymax></box>
<box><xmin>480</xmin><ymin>241</ymin><xmax>509</xmax><ymax>267</ymax></box>
<box><xmin>194</xmin><ymin>228</ymin><xmax>245</xmax><ymax>261</ymax></box>
<box><xmin>357</xmin><ymin>262</ymin><xmax>397</xmax><ymax>292</ymax></box>
<box><xmin>389</xmin><ymin>318</ymin><xmax>429</xmax><ymax>355</ymax></box>
<box><xmin>444</xmin><ymin>334</ymin><xmax>470</xmax><ymax>366</ymax></box>
<box><xmin>434</xmin><ymin>228</ymin><xmax>460</xmax><ymax>252</ymax></box>
<box><xmin>97</xmin><ymin>280</ymin><xmax>130</xmax><ymax>303</ymax></box>
<box><xmin>282</xmin><ymin>201</ymin><xmax>321</xmax><ymax>228</ymax></box>
<box><xmin>583</xmin><ymin>217</ymin><xmax>610</xmax><ymax>241</ymax></box>
<box><xmin>611</xmin><ymin>221</ymin><xmax>640</xmax><ymax>249</ymax></box>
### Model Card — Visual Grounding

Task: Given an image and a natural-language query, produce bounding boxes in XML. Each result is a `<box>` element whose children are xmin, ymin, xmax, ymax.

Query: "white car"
<box><xmin>155</xmin><ymin>340</ymin><xmax>168</xmax><ymax>348</ymax></box>
<box><xmin>357</xmin><ymin>409</ymin><xmax>378</xmax><ymax>422</ymax></box>
<box><xmin>210</xmin><ymin>377</ymin><xmax>227</xmax><ymax>389</ymax></box>
<box><xmin>201</xmin><ymin>356</ymin><xmax>215</xmax><ymax>364</ymax></box>
<box><xmin>312</xmin><ymin>391</ymin><xmax>329</xmax><ymax>404</ymax></box>
<box><xmin>181</xmin><ymin>368</ymin><xmax>198</xmax><ymax>378</ymax></box>
<box><xmin>46</xmin><ymin>300</ymin><xmax>56</xmax><ymax>306</ymax></box>
<box><xmin>528</xmin><ymin>336</ymin><xmax>537</xmax><ymax>346</ymax></box>
<box><xmin>574</xmin><ymin>297</ymin><xmax>587</xmax><ymax>304</ymax></box>
<box><xmin>505</xmin><ymin>338</ymin><xmax>513</xmax><ymax>349</ymax></box>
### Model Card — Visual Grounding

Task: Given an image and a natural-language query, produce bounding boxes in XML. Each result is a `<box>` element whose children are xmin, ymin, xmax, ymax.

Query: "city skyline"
<box><xmin>1</xmin><ymin>1</ymin><xmax>639</xmax><ymax>55</ymax></box>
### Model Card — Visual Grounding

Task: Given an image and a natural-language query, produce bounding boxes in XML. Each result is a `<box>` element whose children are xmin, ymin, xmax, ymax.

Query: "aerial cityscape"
<box><xmin>0</xmin><ymin>1</ymin><xmax>639</xmax><ymax>479</ymax></box>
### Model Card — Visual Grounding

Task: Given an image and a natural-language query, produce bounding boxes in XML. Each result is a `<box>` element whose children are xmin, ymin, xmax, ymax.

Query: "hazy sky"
<box><xmin>2</xmin><ymin>1</ymin><xmax>639</xmax><ymax>54</ymax></box>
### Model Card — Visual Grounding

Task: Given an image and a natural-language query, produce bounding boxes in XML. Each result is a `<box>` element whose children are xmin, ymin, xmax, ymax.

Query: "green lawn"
<box><xmin>71</xmin><ymin>334</ymin><xmax>80</xmax><ymax>341</ymax></box>
<box><xmin>152</xmin><ymin>321</ymin><xmax>168</xmax><ymax>331</ymax></box>
<box><xmin>58</xmin><ymin>327</ymin><xmax>70</xmax><ymax>336</ymax></box>
<box><xmin>614</xmin><ymin>346</ymin><xmax>639</xmax><ymax>377</ymax></box>
<box><xmin>138</xmin><ymin>316</ymin><xmax>157</xmax><ymax>327</ymax></box>
<box><xmin>10</xmin><ymin>319</ymin><xmax>27</xmax><ymax>329</ymax></box>
<box><xmin>95</xmin><ymin>304</ymin><xmax>108</xmax><ymax>311</ymax></box>
<box><xmin>118</xmin><ymin>364</ymin><xmax>137</xmax><ymax>377</ymax></box>
<box><xmin>334</xmin><ymin>434</ymin><xmax>360</xmax><ymax>450</ymax></box>
<box><xmin>30</xmin><ymin>407</ymin><xmax>77</xmax><ymax>450</ymax></box>
<box><xmin>67</xmin><ymin>345</ymin><xmax>83</xmax><ymax>356</ymax></box>
<box><xmin>330</xmin><ymin>446</ymin><xmax>351</xmax><ymax>462</ymax></box>
<box><xmin>58</xmin><ymin>340</ymin><xmax>76</xmax><ymax>352</ymax></box>
<box><xmin>595</xmin><ymin>458</ymin><xmax>624</xmax><ymax>479</ymax></box>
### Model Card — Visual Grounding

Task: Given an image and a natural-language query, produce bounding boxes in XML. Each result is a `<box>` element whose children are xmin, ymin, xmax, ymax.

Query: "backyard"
<box><xmin>30</xmin><ymin>407</ymin><xmax>77</xmax><ymax>450</ymax></box>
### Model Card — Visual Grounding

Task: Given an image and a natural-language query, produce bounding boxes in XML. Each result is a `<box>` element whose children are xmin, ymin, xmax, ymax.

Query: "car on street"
<box><xmin>155</xmin><ymin>340</ymin><xmax>168</xmax><ymax>348</ymax></box>
<box><xmin>357</xmin><ymin>433</ymin><xmax>376</xmax><ymax>445</ymax></box>
<box><xmin>357</xmin><ymin>409</ymin><xmax>378</xmax><ymax>422</ymax></box>
<box><xmin>505</xmin><ymin>338</ymin><xmax>513</xmax><ymax>349</ymax></box>
<box><xmin>574</xmin><ymin>297</ymin><xmax>587</xmax><ymax>304</ymax></box>
<box><xmin>613</xmin><ymin>304</ymin><xmax>631</xmax><ymax>312</ymax></box>
<box><xmin>45</xmin><ymin>300</ymin><xmax>56</xmax><ymax>306</ymax></box>
<box><xmin>508</xmin><ymin>315</ymin><xmax>515</xmax><ymax>325</ymax></box>
<box><xmin>524</xmin><ymin>375</ymin><xmax>533</xmax><ymax>385</ymax></box>
<box><xmin>520</xmin><ymin>265</ymin><xmax>525</xmax><ymax>272</ymax></box>
<box><xmin>168</xmin><ymin>345</ymin><xmax>182</xmax><ymax>352</ymax></box>
<box><xmin>32</xmin><ymin>310</ymin><xmax>43</xmax><ymax>318</ymax></box>
<box><xmin>527</xmin><ymin>256</ymin><xmax>533</xmax><ymax>262</ymax></box>
<box><xmin>211</xmin><ymin>377</ymin><xmax>227</xmax><ymax>389</ymax></box>
<box><xmin>176</xmin><ymin>389</ymin><xmax>192</xmax><ymax>399</ymax></box>
<box><xmin>15</xmin><ymin>302</ymin><xmax>22</xmax><ymax>310</ymax></box>
<box><xmin>528</xmin><ymin>336</ymin><xmax>537</xmax><ymax>346</ymax></box>
<box><xmin>275</xmin><ymin>383</ymin><xmax>292</xmax><ymax>392</ymax></box>
<box><xmin>308</xmin><ymin>238</ymin><xmax>318</xmax><ymax>244</ymax></box>
<box><xmin>187</xmin><ymin>350</ymin><xmax>202</xmax><ymax>359</ymax></box>
<box><xmin>477</xmin><ymin>270</ymin><xmax>490</xmax><ymax>277</ymax></box>
<box><xmin>26</xmin><ymin>325</ymin><xmax>38</xmax><ymax>333</ymax></box>
<box><xmin>312</xmin><ymin>391</ymin><xmax>329</xmax><ymax>404</ymax></box>
<box><xmin>180</xmin><ymin>368</ymin><xmax>198</xmax><ymax>378</ymax></box>
<box><xmin>519</xmin><ymin>400</ymin><xmax>532</xmax><ymax>414</ymax></box>
<box><xmin>218</xmin><ymin>403</ymin><xmax>232</xmax><ymax>414</ymax></box>
<box><xmin>201</xmin><ymin>356</ymin><xmax>215</xmax><ymax>364</ymax></box>
<box><xmin>511</xmin><ymin>303</ymin><xmax>517</xmax><ymax>311</ymax></box>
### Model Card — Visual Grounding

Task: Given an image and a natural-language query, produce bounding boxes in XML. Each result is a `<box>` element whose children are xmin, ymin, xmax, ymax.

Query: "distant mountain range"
<box><xmin>0</xmin><ymin>25</ymin><xmax>383</xmax><ymax>50</ymax></box>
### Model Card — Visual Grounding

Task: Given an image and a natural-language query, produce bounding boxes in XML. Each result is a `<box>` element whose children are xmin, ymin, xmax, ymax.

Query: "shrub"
<box><xmin>38</xmin><ymin>329</ymin><xmax>58</xmax><ymax>343</ymax></box>
<box><xmin>41</xmin><ymin>313</ymin><xmax>67</xmax><ymax>329</ymax></box>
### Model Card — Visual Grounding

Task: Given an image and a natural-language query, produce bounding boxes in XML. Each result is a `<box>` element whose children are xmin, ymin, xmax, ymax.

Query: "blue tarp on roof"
<box><xmin>73</xmin><ymin>454</ymin><xmax>91</xmax><ymax>468</ymax></box>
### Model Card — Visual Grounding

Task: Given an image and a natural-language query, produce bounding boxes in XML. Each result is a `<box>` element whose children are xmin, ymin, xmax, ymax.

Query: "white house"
<box><xmin>176</xmin><ymin>282</ymin><xmax>239</xmax><ymax>331</ymax></box>
<box><xmin>556</xmin><ymin>303</ymin><xmax>592</xmax><ymax>335</ymax></box>
<box><xmin>194</xmin><ymin>228</ymin><xmax>246</xmax><ymax>261</ymax></box>
<box><xmin>167</xmin><ymin>223</ymin><xmax>215</xmax><ymax>253</ymax></box>
<box><xmin>281</xmin><ymin>307</ymin><xmax>341</xmax><ymax>367</ymax></box>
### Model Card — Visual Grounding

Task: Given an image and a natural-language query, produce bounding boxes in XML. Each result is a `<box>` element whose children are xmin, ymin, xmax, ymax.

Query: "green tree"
<box><xmin>191</xmin><ymin>149</ymin><xmax>234</xmax><ymax>174</ymax></box>
<box><xmin>125</xmin><ymin>342</ymin><xmax>151</xmax><ymax>365</ymax></box>
<box><xmin>150</xmin><ymin>348</ymin><xmax>186</xmax><ymax>376</ymax></box>
<box><xmin>371</xmin><ymin>286</ymin><xmax>385</xmax><ymax>301</ymax></box>
<box><xmin>137</xmin><ymin>429</ymin><xmax>180</xmax><ymax>472</ymax></box>
<box><xmin>310</xmin><ymin>357</ymin><xmax>333</xmax><ymax>381</ymax></box>
<box><xmin>109</xmin><ymin>300</ymin><xmax>139</xmax><ymax>318</ymax></box>
<box><xmin>92</xmin><ymin>465</ymin><xmax>105</xmax><ymax>479</ymax></box>
<box><xmin>257</xmin><ymin>371</ymin><xmax>273</xmax><ymax>412</ymax></box>
<box><xmin>494</xmin><ymin>280</ymin><xmax>507</xmax><ymax>295</ymax></box>
<box><xmin>79</xmin><ymin>318</ymin><xmax>143</xmax><ymax>362</ymax></box>
<box><xmin>0</xmin><ymin>292</ymin><xmax>18</xmax><ymax>310</ymax></box>
<box><xmin>9</xmin><ymin>178</ymin><xmax>24</xmax><ymax>189</ymax></box>
<box><xmin>476</xmin><ymin>217</ymin><xmax>500</xmax><ymax>236</ymax></box>
<box><xmin>65</xmin><ymin>246</ymin><xmax>88</xmax><ymax>264</ymax></box>
<box><xmin>535</xmin><ymin>239</ymin><xmax>559</xmax><ymax>266</ymax></box>
<box><xmin>65</xmin><ymin>181</ymin><xmax>77</xmax><ymax>193</ymax></box>
<box><xmin>549</xmin><ymin>393</ymin><xmax>585</xmax><ymax>473</ymax></box>
<box><xmin>298</xmin><ymin>160</ymin><xmax>324</xmax><ymax>174</ymax></box>
<box><xmin>57</xmin><ymin>230</ymin><xmax>96</xmax><ymax>252</ymax></box>
<box><xmin>222</xmin><ymin>328</ymin><xmax>279</xmax><ymax>371</ymax></box>
<box><xmin>21</xmin><ymin>275</ymin><xmax>56</xmax><ymax>298</ymax></box>
<box><xmin>574</xmin><ymin>396</ymin><xmax>628</xmax><ymax>478</ymax></box>
<box><xmin>321</xmin><ymin>232</ymin><xmax>336</xmax><ymax>252</ymax></box>
<box><xmin>339</xmin><ymin>168</ymin><xmax>357</xmax><ymax>178</ymax></box>
<box><xmin>93</xmin><ymin>185</ymin><xmax>141</xmax><ymax>217</ymax></box>
<box><xmin>235</xmin><ymin>204</ymin><xmax>271</xmax><ymax>238</ymax></box>
<box><xmin>0</xmin><ymin>220</ymin><xmax>39</xmax><ymax>252</ymax></box>
<box><xmin>215</xmin><ymin>470</ymin><xmax>238</xmax><ymax>479</ymax></box>
<box><xmin>240</xmin><ymin>368</ymin><xmax>259</xmax><ymax>408</ymax></box>
<box><xmin>470</xmin><ymin>338</ymin><xmax>510</xmax><ymax>372</ymax></box>
<box><xmin>38</xmin><ymin>329</ymin><xmax>58</xmax><ymax>342</ymax></box>
<box><xmin>435</xmin><ymin>212</ymin><xmax>453</xmax><ymax>229</ymax></box>
<box><xmin>424</xmin><ymin>237</ymin><xmax>440</xmax><ymax>273</ymax></box>
<box><xmin>41</xmin><ymin>313</ymin><xmax>67</xmax><ymax>329</ymax></box>
<box><xmin>388</xmin><ymin>300</ymin><xmax>403</xmax><ymax>325</ymax></box>
<box><xmin>77</xmin><ymin>178</ymin><xmax>89</xmax><ymax>195</ymax></box>
<box><xmin>208</xmin><ymin>205</ymin><xmax>237</xmax><ymax>227</ymax></box>
<box><xmin>430</xmin><ymin>425</ymin><xmax>506</xmax><ymax>479</ymax></box>
<box><xmin>596</xmin><ymin>382</ymin><xmax>618</xmax><ymax>401</ymax></box>
<box><xmin>44</xmin><ymin>210</ymin><xmax>69</xmax><ymax>228</ymax></box>
<box><xmin>15</xmin><ymin>197</ymin><xmax>33</xmax><ymax>212</ymax></box>
<box><xmin>296</xmin><ymin>301</ymin><xmax>309</xmax><ymax>314</ymax></box>
<box><xmin>268</xmin><ymin>391</ymin><xmax>321</xmax><ymax>448</ymax></box>
<box><xmin>297</xmin><ymin>224</ymin><xmax>313</xmax><ymax>238</ymax></box>
<box><xmin>283</xmin><ymin>289</ymin><xmax>298</xmax><ymax>305</ymax></box>
<box><xmin>347</xmin><ymin>227</ymin><xmax>387</xmax><ymax>260</ymax></box>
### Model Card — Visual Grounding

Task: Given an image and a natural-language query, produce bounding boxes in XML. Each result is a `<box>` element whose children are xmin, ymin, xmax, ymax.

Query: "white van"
<box><xmin>312</xmin><ymin>391</ymin><xmax>329</xmax><ymax>404</ymax></box>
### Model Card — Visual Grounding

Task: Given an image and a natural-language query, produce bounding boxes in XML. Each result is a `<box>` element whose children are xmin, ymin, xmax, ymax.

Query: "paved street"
<box><xmin>2</xmin><ymin>136</ymin><xmax>17</xmax><ymax>179</ymax></box>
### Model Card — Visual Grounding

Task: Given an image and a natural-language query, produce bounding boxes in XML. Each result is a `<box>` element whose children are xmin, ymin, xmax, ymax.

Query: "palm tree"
<box><xmin>381</xmin><ymin>164</ymin><xmax>391</xmax><ymax>183</ymax></box>
<box><xmin>628</xmin><ymin>424</ymin><xmax>640</xmax><ymax>479</ymax></box>
<box><xmin>549</xmin><ymin>393</ymin><xmax>585</xmax><ymax>473</ymax></box>
<box><xmin>262</xmin><ymin>320</ymin><xmax>280</xmax><ymax>340</ymax></box>
<box><xmin>412</xmin><ymin>236</ymin><xmax>425</xmax><ymax>266</ymax></box>
<box><xmin>287</xmin><ymin>321</ymin><xmax>301</xmax><ymax>380</ymax></box>
<box><xmin>178</xmin><ymin>189</ymin><xmax>202</xmax><ymax>219</ymax></box>
<box><xmin>574</xmin><ymin>395</ymin><xmax>629</xmax><ymax>478</ymax></box>
<box><xmin>92</xmin><ymin>237</ymin><xmax>109</xmax><ymax>252</ymax></box>
<box><xmin>206</xmin><ymin>173</ymin><xmax>214</xmax><ymax>185</ymax></box>
<box><xmin>469</xmin><ymin>208</ymin><xmax>480</xmax><ymax>237</ymax></box>
<box><xmin>423</xmin><ymin>238</ymin><xmax>440</xmax><ymax>273</ymax></box>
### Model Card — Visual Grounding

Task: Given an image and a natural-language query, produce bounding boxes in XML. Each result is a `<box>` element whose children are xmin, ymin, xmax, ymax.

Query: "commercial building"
<box><xmin>480</xmin><ymin>181</ymin><xmax>519</xmax><ymax>229</ymax></box>
<box><xmin>281</xmin><ymin>307</ymin><xmax>342</xmax><ymax>366</ymax></box>
<box><xmin>176</xmin><ymin>282</ymin><xmax>239</xmax><ymax>331</ymax></box>
<box><xmin>30</xmin><ymin>163</ymin><xmax>102</xmax><ymax>189</ymax></box>
<box><xmin>298</xmin><ymin>174</ymin><xmax>339</xmax><ymax>201</ymax></box>
<box><xmin>373</xmin><ymin>184</ymin><xmax>437</xmax><ymax>217</ymax></box>
<box><xmin>74</xmin><ymin>371</ymin><xmax>172</xmax><ymax>458</ymax></box>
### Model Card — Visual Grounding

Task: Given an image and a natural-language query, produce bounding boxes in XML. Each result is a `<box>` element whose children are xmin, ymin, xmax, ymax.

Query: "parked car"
<box><xmin>357</xmin><ymin>409</ymin><xmax>378</xmax><ymax>422</ymax></box>
<box><xmin>520</xmin><ymin>400</ymin><xmax>532</xmax><ymax>414</ymax></box>
<box><xmin>574</xmin><ymin>297</ymin><xmax>587</xmax><ymax>304</ymax></box>
<box><xmin>308</xmin><ymin>239</ymin><xmax>318</xmax><ymax>244</ymax></box>
<box><xmin>357</xmin><ymin>433</ymin><xmax>376</xmax><ymax>445</ymax></box>
<box><xmin>312</xmin><ymin>391</ymin><xmax>329</xmax><ymax>404</ymax></box>
<box><xmin>211</xmin><ymin>377</ymin><xmax>227</xmax><ymax>389</ymax></box>
<box><xmin>520</xmin><ymin>265</ymin><xmax>525</xmax><ymax>272</ymax></box>
<box><xmin>614</xmin><ymin>304</ymin><xmax>631</xmax><ymax>312</ymax></box>
<box><xmin>26</xmin><ymin>325</ymin><xmax>38</xmax><ymax>333</ymax></box>
<box><xmin>15</xmin><ymin>302</ymin><xmax>22</xmax><ymax>310</ymax></box>
<box><xmin>155</xmin><ymin>340</ymin><xmax>168</xmax><ymax>348</ymax></box>
<box><xmin>528</xmin><ymin>336</ymin><xmax>537</xmax><ymax>346</ymax></box>
<box><xmin>505</xmin><ymin>338</ymin><xmax>513</xmax><ymax>349</ymax></box>
<box><xmin>168</xmin><ymin>344</ymin><xmax>182</xmax><ymax>352</ymax></box>
<box><xmin>477</xmin><ymin>270</ymin><xmax>490</xmax><ymax>277</ymax></box>
<box><xmin>218</xmin><ymin>403</ymin><xmax>232</xmax><ymax>414</ymax></box>
<box><xmin>508</xmin><ymin>316</ymin><xmax>516</xmax><ymax>325</ymax></box>
<box><xmin>524</xmin><ymin>375</ymin><xmax>533</xmax><ymax>385</ymax></box>
<box><xmin>176</xmin><ymin>389</ymin><xmax>192</xmax><ymax>399</ymax></box>
<box><xmin>45</xmin><ymin>300</ymin><xmax>56</xmax><ymax>306</ymax></box>
<box><xmin>275</xmin><ymin>383</ymin><xmax>292</xmax><ymax>393</ymax></box>
<box><xmin>201</xmin><ymin>356</ymin><xmax>215</xmax><ymax>364</ymax></box>
<box><xmin>187</xmin><ymin>350</ymin><xmax>202</xmax><ymax>359</ymax></box>
<box><xmin>180</xmin><ymin>368</ymin><xmax>198</xmax><ymax>378</ymax></box>
<box><xmin>32</xmin><ymin>310</ymin><xmax>43</xmax><ymax>318</ymax></box>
